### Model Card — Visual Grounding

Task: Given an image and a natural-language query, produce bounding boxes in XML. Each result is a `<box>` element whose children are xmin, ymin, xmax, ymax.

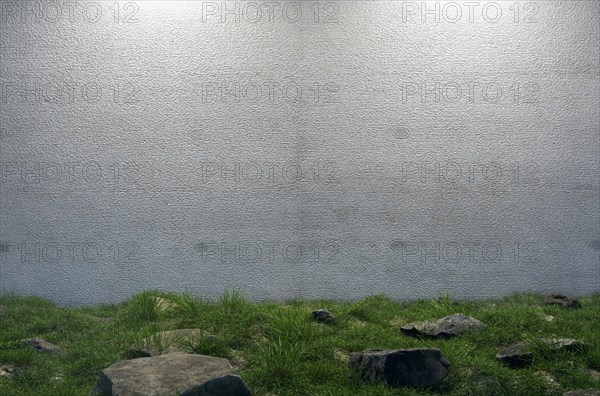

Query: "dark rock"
<box><xmin>496</xmin><ymin>341</ymin><xmax>533</xmax><ymax>368</ymax></box>
<box><xmin>312</xmin><ymin>309</ymin><xmax>335</xmax><ymax>322</ymax></box>
<box><xmin>563</xmin><ymin>390</ymin><xmax>600</xmax><ymax>396</ymax></box>
<box><xmin>401</xmin><ymin>314</ymin><xmax>485</xmax><ymax>338</ymax></box>
<box><xmin>497</xmin><ymin>338</ymin><xmax>587</xmax><ymax>368</ymax></box>
<box><xmin>544</xmin><ymin>294</ymin><xmax>581</xmax><ymax>309</ymax></box>
<box><xmin>92</xmin><ymin>352</ymin><xmax>252</xmax><ymax>396</ymax></box>
<box><xmin>349</xmin><ymin>348</ymin><xmax>450</xmax><ymax>388</ymax></box>
<box><xmin>21</xmin><ymin>338</ymin><xmax>65</xmax><ymax>356</ymax></box>
<box><xmin>128</xmin><ymin>329</ymin><xmax>203</xmax><ymax>358</ymax></box>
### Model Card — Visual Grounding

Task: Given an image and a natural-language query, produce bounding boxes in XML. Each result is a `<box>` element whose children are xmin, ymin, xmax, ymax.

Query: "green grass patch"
<box><xmin>0</xmin><ymin>291</ymin><xmax>598</xmax><ymax>395</ymax></box>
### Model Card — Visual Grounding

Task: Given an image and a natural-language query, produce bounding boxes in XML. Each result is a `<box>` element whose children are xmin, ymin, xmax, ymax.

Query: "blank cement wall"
<box><xmin>0</xmin><ymin>0</ymin><xmax>598</xmax><ymax>306</ymax></box>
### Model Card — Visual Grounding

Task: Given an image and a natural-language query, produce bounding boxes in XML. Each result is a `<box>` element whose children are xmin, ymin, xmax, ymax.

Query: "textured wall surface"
<box><xmin>0</xmin><ymin>0</ymin><xmax>598</xmax><ymax>306</ymax></box>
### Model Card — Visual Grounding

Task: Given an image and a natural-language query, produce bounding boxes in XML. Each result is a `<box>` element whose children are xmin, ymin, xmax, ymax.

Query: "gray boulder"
<box><xmin>497</xmin><ymin>338</ymin><xmax>587</xmax><ymax>368</ymax></box>
<box><xmin>541</xmin><ymin>338</ymin><xmax>587</xmax><ymax>352</ymax></box>
<box><xmin>544</xmin><ymin>294</ymin><xmax>581</xmax><ymax>309</ymax></box>
<box><xmin>92</xmin><ymin>352</ymin><xmax>252</xmax><ymax>396</ymax></box>
<box><xmin>349</xmin><ymin>348</ymin><xmax>450</xmax><ymax>388</ymax></box>
<box><xmin>401</xmin><ymin>314</ymin><xmax>485</xmax><ymax>338</ymax></box>
<box><xmin>21</xmin><ymin>338</ymin><xmax>66</xmax><ymax>356</ymax></box>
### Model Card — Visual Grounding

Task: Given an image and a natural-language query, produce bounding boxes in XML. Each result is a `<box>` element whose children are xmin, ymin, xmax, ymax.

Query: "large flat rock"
<box><xmin>401</xmin><ymin>314</ymin><xmax>485</xmax><ymax>338</ymax></box>
<box><xmin>92</xmin><ymin>352</ymin><xmax>252</xmax><ymax>396</ymax></box>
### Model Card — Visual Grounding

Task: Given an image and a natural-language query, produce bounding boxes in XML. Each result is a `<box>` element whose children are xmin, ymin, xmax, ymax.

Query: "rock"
<box><xmin>541</xmin><ymin>313</ymin><xmax>555</xmax><ymax>322</ymax></box>
<box><xmin>497</xmin><ymin>338</ymin><xmax>586</xmax><ymax>368</ymax></box>
<box><xmin>534</xmin><ymin>371</ymin><xmax>559</xmax><ymax>389</ymax></box>
<box><xmin>0</xmin><ymin>364</ymin><xmax>16</xmax><ymax>379</ymax></box>
<box><xmin>349</xmin><ymin>348</ymin><xmax>450</xmax><ymax>388</ymax></box>
<box><xmin>92</xmin><ymin>352</ymin><xmax>252</xmax><ymax>396</ymax></box>
<box><xmin>587</xmin><ymin>368</ymin><xmax>600</xmax><ymax>380</ymax></box>
<box><xmin>541</xmin><ymin>338</ymin><xmax>587</xmax><ymax>352</ymax></box>
<box><xmin>228</xmin><ymin>349</ymin><xmax>246</xmax><ymax>370</ymax></box>
<box><xmin>0</xmin><ymin>305</ymin><xmax>5</xmax><ymax>317</ymax></box>
<box><xmin>334</xmin><ymin>348</ymin><xmax>350</xmax><ymax>363</ymax></box>
<box><xmin>129</xmin><ymin>329</ymin><xmax>203</xmax><ymax>357</ymax></box>
<box><xmin>563</xmin><ymin>390</ymin><xmax>600</xmax><ymax>396</ymax></box>
<box><xmin>312</xmin><ymin>309</ymin><xmax>335</xmax><ymax>322</ymax></box>
<box><xmin>544</xmin><ymin>294</ymin><xmax>582</xmax><ymax>309</ymax></box>
<box><xmin>21</xmin><ymin>338</ymin><xmax>66</xmax><ymax>356</ymax></box>
<box><xmin>496</xmin><ymin>341</ymin><xmax>533</xmax><ymax>368</ymax></box>
<box><xmin>152</xmin><ymin>297</ymin><xmax>177</xmax><ymax>312</ymax></box>
<box><xmin>401</xmin><ymin>314</ymin><xmax>485</xmax><ymax>338</ymax></box>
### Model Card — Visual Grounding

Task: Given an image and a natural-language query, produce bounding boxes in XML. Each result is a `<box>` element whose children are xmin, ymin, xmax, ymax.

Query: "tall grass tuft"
<box><xmin>171</xmin><ymin>291</ymin><xmax>210</xmax><ymax>324</ymax></box>
<box><xmin>120</xmin><ymin>291</ymin><xmax>159</xmax><ymax>327</ymax></box>
<box><xmin>218</xmin><ymin>289</ymin><xmax>248</xmax><ymax>314</ymax></box>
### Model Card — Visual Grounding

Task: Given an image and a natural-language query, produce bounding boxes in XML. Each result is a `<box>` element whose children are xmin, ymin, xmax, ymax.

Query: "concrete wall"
<box><xmin>0</xmin><ymin>0</ymin><xmax>598</xmax><ymax>306</ymax></box>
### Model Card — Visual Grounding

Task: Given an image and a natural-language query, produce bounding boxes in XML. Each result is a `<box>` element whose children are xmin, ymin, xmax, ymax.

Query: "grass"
<box><xmin>0</xmin><ymin>291</ymin><xmax>598</xmax><ymax>395</ymax></box>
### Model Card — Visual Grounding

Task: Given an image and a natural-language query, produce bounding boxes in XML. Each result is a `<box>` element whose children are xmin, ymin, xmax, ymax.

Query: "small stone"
<box><xmin>228</xmin><ymin>349</ymin><xmax>246</xmax><ymax>370</ymax></box>
<box><xmin>544</xmin><ymin>294</ymin><xmax>582</xmax><ymax>309</ymax></box>
<box><xmin>401</xmin><ymin>313</ymin><xmax>485</xmax><ymax>338</ymax></box>
<box><xmin>21</xmin><ymin>338</ymin><xmax>66</xmax><ymax>356</ymax></box>
<box><xmin>587</xmin><ymin>368</ymin><xmax>600</xmax><ymax>380</ymax></box>
<box><xmin>542</xmin><ymin>313</ymin><xmax>555</xmax><ymax>322</ymax></box>
<box><xmin>534</xmin><ymin>371</ymin><xmax>559</xmax><ymax>389</ymax></box>
<box><xmin>312</xmin><ymin>309</ymin><xmax>335</xmax><ymax>322</ymax></box>
<box><xmin>91</xmin><ymin>352</ymin><xmax>252</xmax><ymax>396</ymax></box>
<box><xmin>333</xmin><ymin>348</ymin><xmax>350</xmax><ymax>363</ymax></box>
<box><xmin>0</xmin><ymin>364</ymin><xmax>16</xmax><ymax>379</ymax></box>
<box><xmin>128</xmin><ymin>329</ymin><xmax>204</xmax><ymax>357</ymax></box>
<box><xmin>563</xmin><ymin>390</ymin><xmax>600</xmax><ymax>396</ymax></box>
<box><xmin>496</xmin><ymin>341</ymin><xmax>533</xmax><ymax>368</ymax></box>
<box><xmin>349</xmin><ymin>348</ymin><xmax>450</xmax><ymax>388</ymax></box>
